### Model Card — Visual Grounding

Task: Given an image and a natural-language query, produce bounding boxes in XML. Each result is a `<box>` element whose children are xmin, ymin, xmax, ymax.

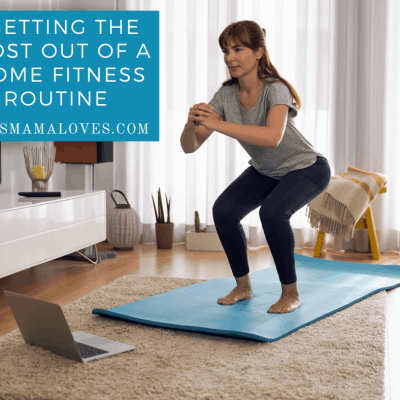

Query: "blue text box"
<box><xmin>0</xmin><ymin>11</ymin><xmax>159</xmax><ymax>141</ymax></box>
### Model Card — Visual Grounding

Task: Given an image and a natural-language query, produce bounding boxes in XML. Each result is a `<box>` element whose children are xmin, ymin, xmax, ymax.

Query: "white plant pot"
<box><xmin>185</xmin><ymin>230</ymin><xmax>224</xmax><ymax>252</ymax></box>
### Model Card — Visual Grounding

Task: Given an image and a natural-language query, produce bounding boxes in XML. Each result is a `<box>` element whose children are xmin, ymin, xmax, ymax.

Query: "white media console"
<box><xmin>0</xmin><ymin>190</ymin><xmax>106</xmax><ymax>279</ymax></box>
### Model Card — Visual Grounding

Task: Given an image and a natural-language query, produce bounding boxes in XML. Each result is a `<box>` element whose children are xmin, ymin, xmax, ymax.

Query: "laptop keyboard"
<box><xmin>75</xmin><ymin>341</ymin><xmax>109</xmax><ymax>359</ymax></box>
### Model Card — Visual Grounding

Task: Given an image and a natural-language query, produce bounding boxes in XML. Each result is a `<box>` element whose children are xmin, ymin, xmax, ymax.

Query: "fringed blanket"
<box><xmin>306</xmin><ymin>166</ymin><xmax>387</xmax><ymax>242</ymax></box>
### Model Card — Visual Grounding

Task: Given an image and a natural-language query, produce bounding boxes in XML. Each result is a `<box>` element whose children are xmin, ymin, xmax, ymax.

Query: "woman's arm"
<box><xmin>202</xmin><ymin>105</ymin><xmax>289</xmax><ymax>148</ymax></box>
<box><xmin>180</xmin><ymin>111</ymin><xmax>224</xmax><ymax>154</ymax></box>
<box><xmin>180</xmin><ymin>123</ymin><xmax>199</xmax><ymax>154</ymax></box>
<box><xmin>214</xmin><ymin>122</ymin><xmax>278</xmax><ymax>148</ymax></box>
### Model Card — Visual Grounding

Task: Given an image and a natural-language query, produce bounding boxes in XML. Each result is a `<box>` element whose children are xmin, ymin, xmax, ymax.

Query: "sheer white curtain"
<box><xmin>6</xmin><ymin>0</ymin><xmax>400</xmax><ymax>254</ymax></box>
<box><xmin>115</xmin><ymin>0</ymin><xmax>400</xmax><ymax>255</ymax></box>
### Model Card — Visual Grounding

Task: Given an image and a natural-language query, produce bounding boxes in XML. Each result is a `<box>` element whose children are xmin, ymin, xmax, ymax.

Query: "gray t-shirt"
<box><xmin>208</xmin><ymin>78</ymin><xmax>328</xmax><ymax>180</ymax></box>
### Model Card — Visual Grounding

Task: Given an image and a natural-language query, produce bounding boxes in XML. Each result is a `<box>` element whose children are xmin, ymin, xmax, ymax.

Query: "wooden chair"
<box><xmin>313</xmin><ymin>185</ymin><xmax>387</xmax><ymax>260</ymax></box>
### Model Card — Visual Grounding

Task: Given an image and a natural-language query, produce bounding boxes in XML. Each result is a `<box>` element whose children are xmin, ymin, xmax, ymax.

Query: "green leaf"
<box><xmin>152</xmin><ymin>194</ymin><xmax>159</xmax><ymax>223</ymax></box>
<box><xmin>158</xmin><ymin>188</ymin><xmax>165</xmax><ymax>223</ymax></box>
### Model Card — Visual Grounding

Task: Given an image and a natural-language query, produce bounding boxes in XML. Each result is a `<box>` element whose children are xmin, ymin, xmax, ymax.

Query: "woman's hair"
<box><xmin>219</xmin><ymin>20</ymin><xmax>301</xmax><ymax>111</ymax></box>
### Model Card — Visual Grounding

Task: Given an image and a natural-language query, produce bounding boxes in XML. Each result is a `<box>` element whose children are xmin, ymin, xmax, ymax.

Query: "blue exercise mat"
<box><xmin>92</xmin><ymin>254</ymin><xmax>400</xmax><ymax>342</ymax></box>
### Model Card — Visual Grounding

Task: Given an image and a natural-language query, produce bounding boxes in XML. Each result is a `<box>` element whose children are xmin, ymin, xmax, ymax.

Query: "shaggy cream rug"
<box><xmin>0</xmin><ymin>274</ymin><xmax>387</xmax><ymax>400</ymax></box>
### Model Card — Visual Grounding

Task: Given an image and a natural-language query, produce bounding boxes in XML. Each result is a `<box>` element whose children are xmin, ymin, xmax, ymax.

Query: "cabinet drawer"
<box><xmin>54</xmin><ymin>215</ymin><xmax>106</xmax><ymax>257</ymax></box>
<box><xmin>0</xmin><ymin>204</ymin><xmax>53</xmax><ymax>245</ymax></box>
<box><xmin>53</xmin><ymin>193</ymin><xmax>105</xmax><ymax>230</ymax></box>
<box><xmin>0</xmin><ymin>231</ymin><xmax>54</xmax><ymax>278</ymax></box>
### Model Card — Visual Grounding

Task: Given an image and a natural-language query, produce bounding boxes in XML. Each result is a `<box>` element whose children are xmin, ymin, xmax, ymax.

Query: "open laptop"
<box><xmin>4</xmin><ymin>290</ymin><xmax>136</xmax><ymax>363</ymax></box>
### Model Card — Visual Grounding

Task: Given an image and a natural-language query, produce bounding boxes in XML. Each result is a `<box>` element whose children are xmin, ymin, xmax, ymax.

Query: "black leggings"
<box><xmin>212</xmin><ymin>156</ymin><xmax>331</xmax><ymax>285</ymax></box>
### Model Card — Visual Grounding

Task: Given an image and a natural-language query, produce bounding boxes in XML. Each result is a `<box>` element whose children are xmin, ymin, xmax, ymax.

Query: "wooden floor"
<box><xmin>0</xmin><ymin>241</ymin><xmax>399</xmax><ymax>399</ymax></box>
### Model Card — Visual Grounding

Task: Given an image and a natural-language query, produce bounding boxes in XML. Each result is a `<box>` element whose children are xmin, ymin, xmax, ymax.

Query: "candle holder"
<box><xmin>23</xmin><ymin>144</ymin><xmax>57</xmax><ymax>192</ymax></box>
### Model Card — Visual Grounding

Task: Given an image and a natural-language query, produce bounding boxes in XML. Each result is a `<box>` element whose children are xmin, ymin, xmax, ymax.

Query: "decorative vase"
<box><xmin>107</xmin><ymin>190</ymin><xmax>142</xmax><ymax>250</ymax></box>
<box><xmin>155</xmin><ymin>223</ymin><xmax>174</xmax><ymax>249</ymax></box>
<box><xmin>23</xmin><ymin>144</ymin><xmax>57</xmax><ymax>192</ymax></box>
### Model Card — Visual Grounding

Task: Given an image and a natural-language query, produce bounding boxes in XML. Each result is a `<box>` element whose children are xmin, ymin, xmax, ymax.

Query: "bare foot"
<box><xmin>217</xmin><ymin>286</ymin><xmax>253</xmax><ymax>305</ymax></box>
<box><xmin>267</xmin><ymin>294</ymin><xmax>301</xmax><ymax>314</ymax></box>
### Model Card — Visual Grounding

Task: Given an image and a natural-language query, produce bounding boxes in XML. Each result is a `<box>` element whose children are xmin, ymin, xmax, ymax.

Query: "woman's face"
<box><xmin>222</xmin><ymin>39</ymin><xmax>262</xmax><ymax>78</ymax></box>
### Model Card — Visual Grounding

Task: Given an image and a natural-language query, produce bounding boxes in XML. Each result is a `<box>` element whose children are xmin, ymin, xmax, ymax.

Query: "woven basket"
<box><xmin>107</xmin><ymin>190</ymin><xmax>141</xmax><ymax>250</ymax></box>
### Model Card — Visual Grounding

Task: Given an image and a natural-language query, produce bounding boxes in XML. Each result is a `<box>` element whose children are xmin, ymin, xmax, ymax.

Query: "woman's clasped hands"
<box><xmin>187</xmin><ymin>102</ymin><xmax>219</xmax><ymax>131</ymax></box>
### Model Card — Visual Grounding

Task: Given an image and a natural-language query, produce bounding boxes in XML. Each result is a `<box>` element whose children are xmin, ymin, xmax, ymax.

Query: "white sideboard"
<box><xmin>0</xmin><ymin>190</ymin><xmax>106</xmax><ymax>279</ymax></box>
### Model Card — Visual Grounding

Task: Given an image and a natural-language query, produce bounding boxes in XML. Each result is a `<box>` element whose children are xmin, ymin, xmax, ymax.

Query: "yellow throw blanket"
<box><xmin>306</xmin><ymin>166</ymin><xmax>387</xmax><ymax>242</ymax></box>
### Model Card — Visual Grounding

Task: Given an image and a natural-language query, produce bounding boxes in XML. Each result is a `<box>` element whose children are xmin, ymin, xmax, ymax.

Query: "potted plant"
<box><xmin>186</xmin><ymin>211</ymin><xmax>224</xmax><ymax>252</ymax></box>
<box><xmin>152</xmin><ymin>188</ymin><xmax>174</xmax><ymax>249</ymax></box>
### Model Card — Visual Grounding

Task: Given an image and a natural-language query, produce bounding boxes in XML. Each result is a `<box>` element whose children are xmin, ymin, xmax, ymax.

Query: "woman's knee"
<box><xmin>259</xmin><ymin>203</ymin><xmax>290</xmax><ymax>222</ymax></box>
<box><xmin>212</xmin><ymin>195</ymin><xmax>239</xmax><ymax>224</ymax></box>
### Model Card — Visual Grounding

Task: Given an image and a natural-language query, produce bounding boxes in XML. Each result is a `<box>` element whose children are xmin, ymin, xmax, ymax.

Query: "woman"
<box><xmin>180</xmin><ymin>21</ymin><xmax>331</xmax><ymax>314</ymax></box>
